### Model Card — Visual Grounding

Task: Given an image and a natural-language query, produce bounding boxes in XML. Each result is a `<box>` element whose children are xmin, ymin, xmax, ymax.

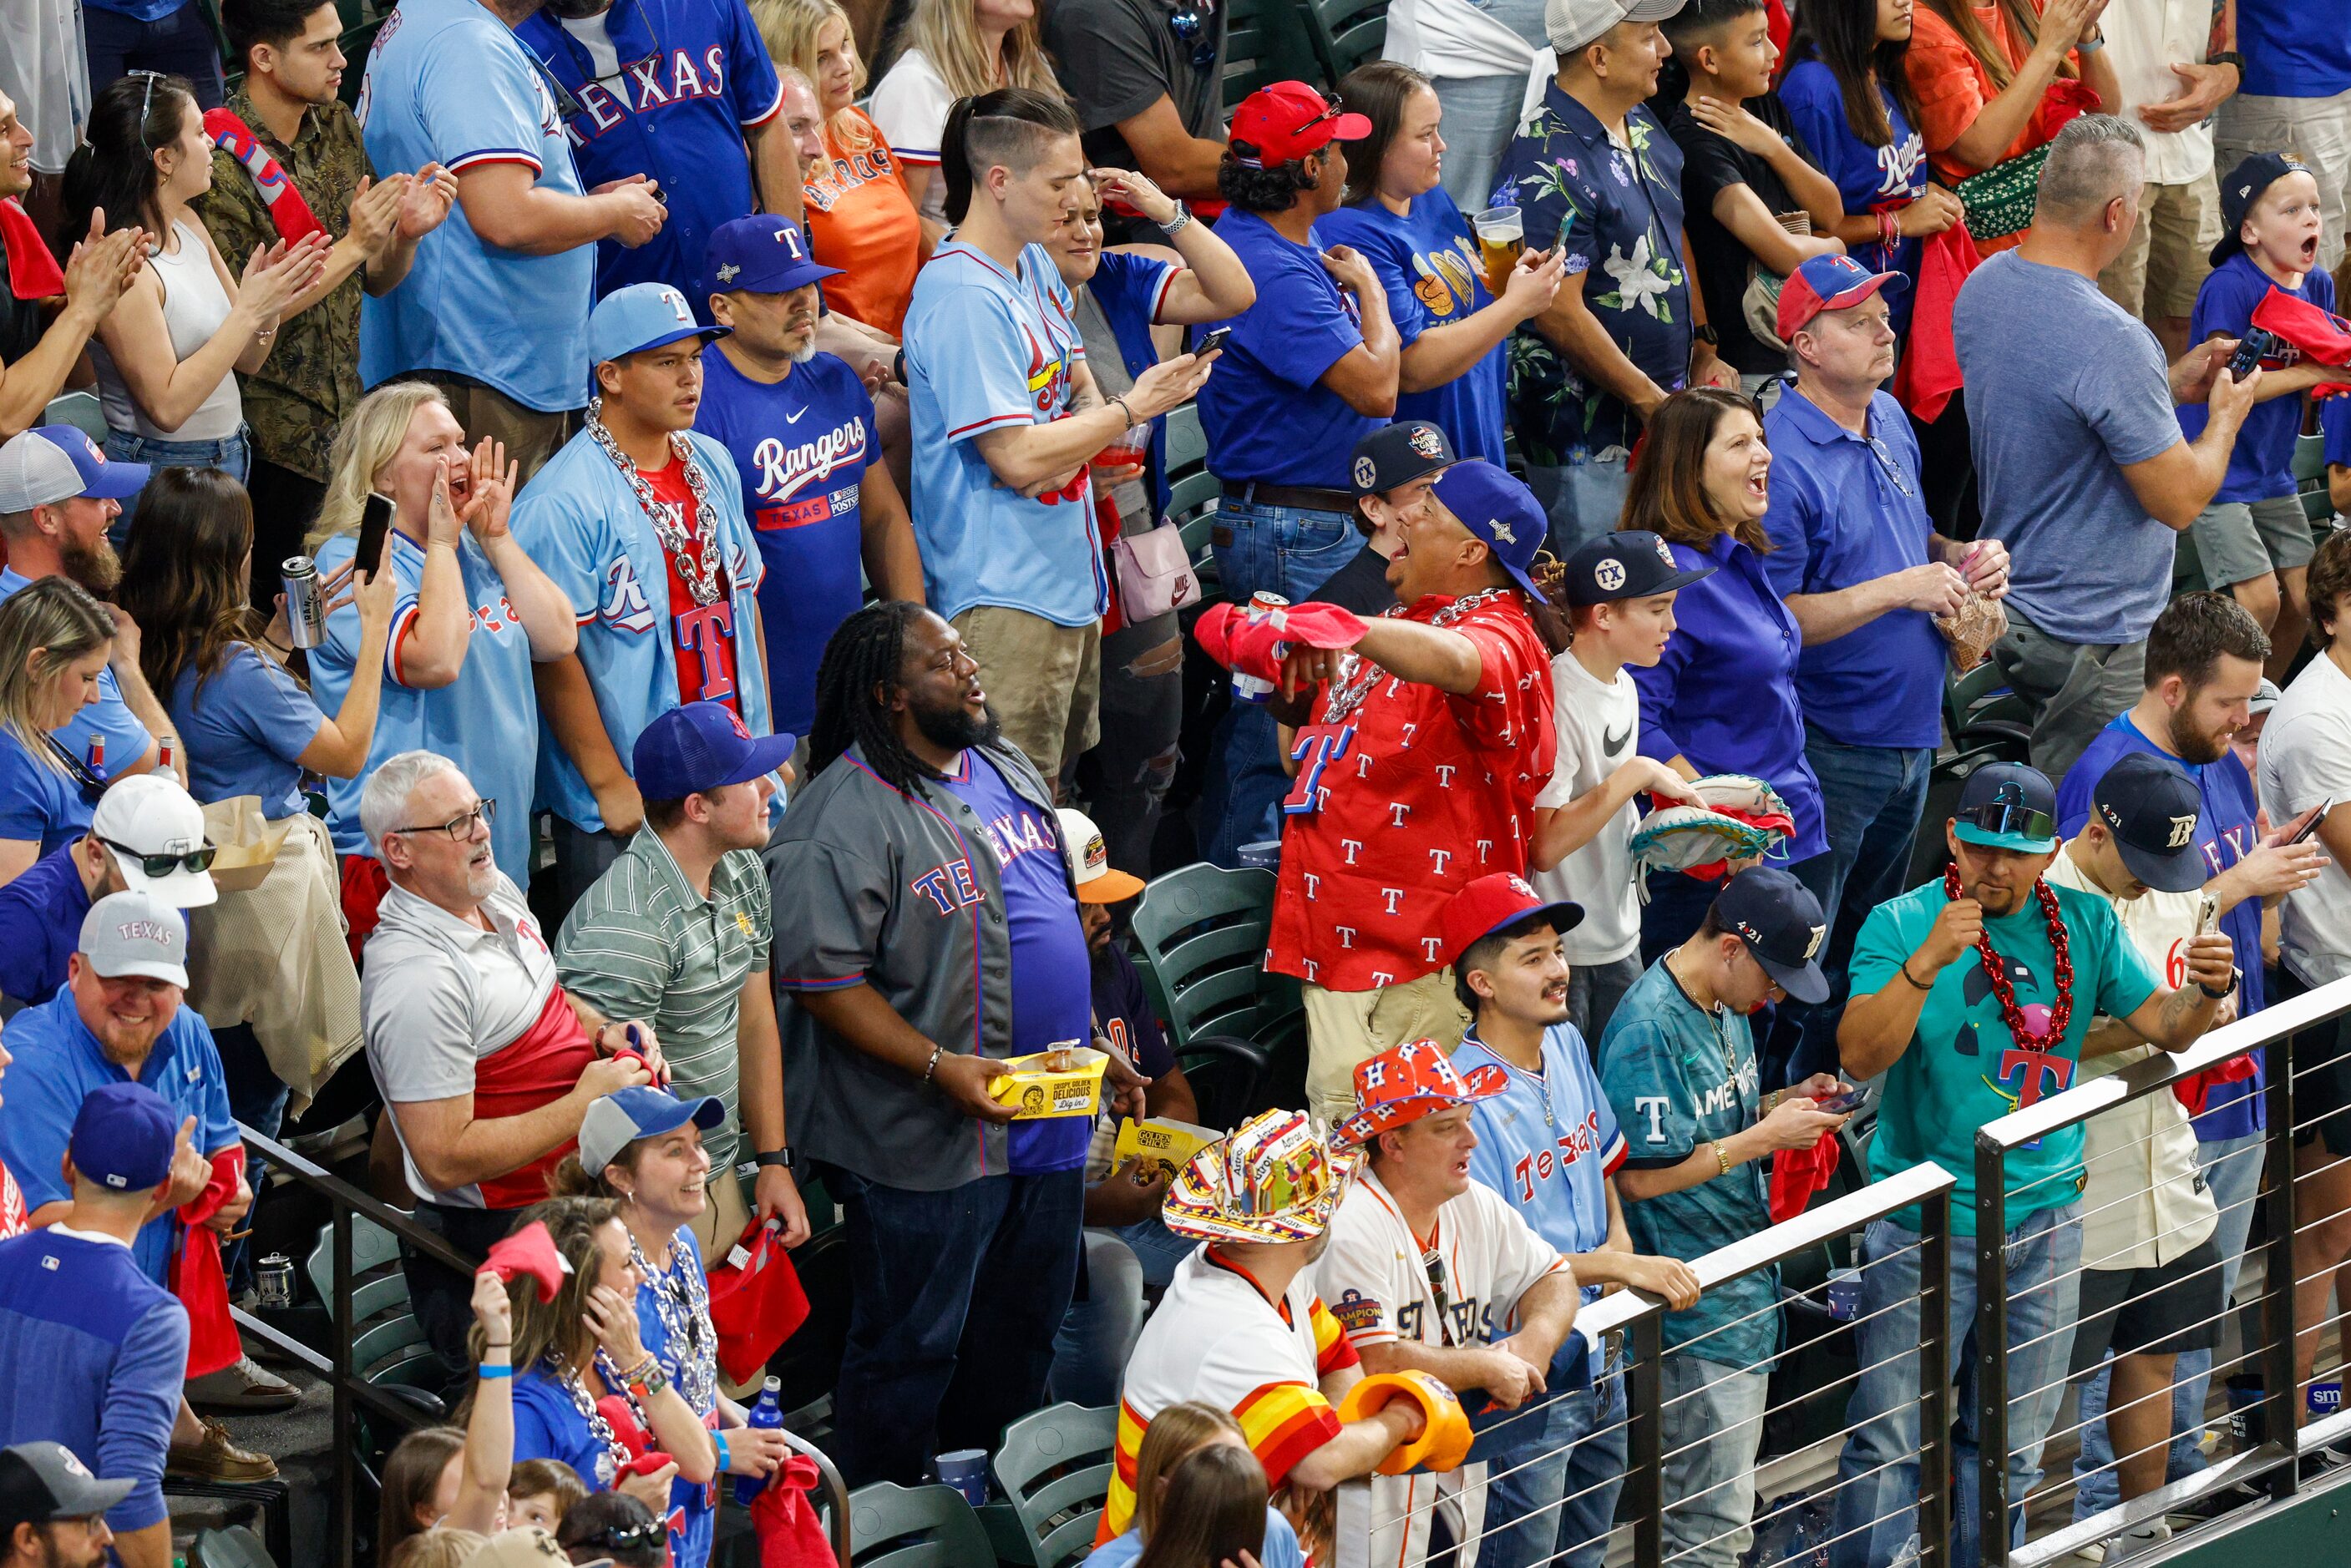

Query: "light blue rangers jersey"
<box><xmin>311</xmin><ymin>528</ymin><xmax>543</xmax><ymax>883</ymax></box>
<box><xmin>357</xmin><ymin>0</ymin><xmax>594</xmax><ymax>412</ymax></box>
<box><xmin>902</xmin><ymin>239</ymin><xmax>1107</xmax><ymax>629</ymax></box>
<box><xmin>509</xmin><ymin>424</ymin><xmax>773</xmax><ymax>831</ymax></box>
<box><xmin>1456</xmin><ymin>1023</ymin><xmax>1629</xmax><ymax>1307</ymax></box>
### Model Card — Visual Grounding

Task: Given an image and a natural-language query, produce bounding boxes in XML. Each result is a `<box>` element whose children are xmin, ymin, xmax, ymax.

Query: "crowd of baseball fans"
<box><xmin>3</xmin><ymin>0</ymin><xmax>2351</xmax><ymax>1563</ymax></box>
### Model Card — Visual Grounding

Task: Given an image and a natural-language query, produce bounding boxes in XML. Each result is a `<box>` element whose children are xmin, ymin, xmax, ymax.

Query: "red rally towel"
<box><xmin>1768</xmin><ymin>1129</ymin><xmax>1839</xmax><ymax>1224</ymax></box>
<box><xmin>1193</xmin><ymin>600</ymin><xmax>1371</xmax><ymax>683</ymax></box>
<box><xmin>1</xmin><ymin>199</ymin><xmax>65</xmax><ymax>301</ymax></box>
<box><xmin>708</xmin><ymin>1218</ymin><xmax>811</xmax><ymax>1385</ymax></box>
<box><xmin>471</xmin><ymin>985</ymin><xmax>597</xmax><ymax>1209</ymax></box>
<box><xmin>2174</xmin><ymin>1050</ymin><xmax>2258</xmax><ymax>1115</ymax></box>
<box><xmin>752</xmin><ymin>1454</ymin><xmax>833</xmax><ymax>1568</ymax></box>
<box><xmin>171</xmin><ymin>1146</ymin><xmax>247</xmax><ymax>1378</ymax></box>
<box><xmin>484</xmin><ymin>1220</ymin><xmax>570</xmax><ymax>1303</ymax></box>
<box><xmin>201</xmin><ymin>108</ymin><xmax>326</xmax><ymax>245</ymax></box>
<box><xmin>1891</xmin><ymin>220</ymin><xmax>1980</xmax><ymax>423</ymax></box>
<box><xmin>2250</xmin><ymin>287</ymin><xmax>2351</xmax><ymax>397</ymax></box>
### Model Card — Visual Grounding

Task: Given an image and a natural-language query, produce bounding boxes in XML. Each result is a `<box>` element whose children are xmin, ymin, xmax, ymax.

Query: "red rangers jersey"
<box><xmin>1266</xmin><ymin>588</ymin><xmax>1555</xmax><ymax>993</ymax></box>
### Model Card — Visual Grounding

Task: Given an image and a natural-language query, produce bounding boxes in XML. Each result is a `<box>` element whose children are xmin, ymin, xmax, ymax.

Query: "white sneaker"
<box><xmin>2103</xmin><ymin>1522</ymin><xmax>2172</xmax><ymax>1563</ymax></box>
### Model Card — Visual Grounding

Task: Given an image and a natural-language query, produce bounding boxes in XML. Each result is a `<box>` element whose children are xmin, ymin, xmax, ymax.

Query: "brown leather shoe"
<box><xmin>166</xmin><ymin>1419</ymin><xmax>278</xmax><ymax>1482</ymax></box>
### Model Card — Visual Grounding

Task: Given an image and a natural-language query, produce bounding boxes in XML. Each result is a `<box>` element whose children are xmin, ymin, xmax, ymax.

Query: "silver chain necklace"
<box><xmin>585</xmin><ymin>396</ymin><xmax>727</xmax><ymax>607</ymax></box>
<box><xmin>626</xmin><ymin>1227</ymin><xmax>717</xmax><ymax>1414</ymax></box>
<box><xmin>1320</xmin><ymin>587</ymin><xmax>1515</xmax><ymax>724</ymax></box>
<box><xmin>548</xmin><ymin>1350</ymin><xmax>632</xmax><ymax>1486</ymax></box>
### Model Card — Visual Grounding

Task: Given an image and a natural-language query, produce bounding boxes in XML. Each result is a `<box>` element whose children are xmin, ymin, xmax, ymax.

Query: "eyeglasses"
<box><xmin>1957</xmin><ymin>785</ymin><xmax>2054</xmax><ymax>846</ymax></box>
<box><xmin>127</xmin><ymin>70</ymin><xmax>165</xmax><ymax>147</ymax></box>
<box><xmin>1168</xmin><ymin>0</ymin><xmax>1217</xmax><ymax>69</ymax></box>
<box><xmin>392</xmin><ymin>798</ymin><xmax>498</xmax><ymax>841</ymax></box>
<box><xmin>1863</xmin><ymin>434</ymin><xmax>1915</xmax><ymax>498</ymax></box>
<box><xmin>99</xmin><ymin>836</ymin><xmax>217</xmax><ymax>879</ymax></box>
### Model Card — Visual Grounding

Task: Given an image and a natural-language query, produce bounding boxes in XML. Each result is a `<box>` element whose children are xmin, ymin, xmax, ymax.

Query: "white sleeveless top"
<box><xmin>94</xmin><ymin>219</ymin><xmax>243</xmax><ymax>443</ymax></box>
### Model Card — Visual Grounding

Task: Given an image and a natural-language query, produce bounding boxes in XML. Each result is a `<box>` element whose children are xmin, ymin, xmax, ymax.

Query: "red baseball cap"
<box><xmin>1229</xmin><ymin>81</ymin><xmax>1371</xmax><ymax>168</ymax></box>
<box><xmin>1775</xmin><ymin>252</ymin><xmax>1910</xmax><ymax>342</ymax></box>
<box><xmin>1441</xmin><ymin>873</ymin><xmax>1584</xmax><ymax>969</ymax></box>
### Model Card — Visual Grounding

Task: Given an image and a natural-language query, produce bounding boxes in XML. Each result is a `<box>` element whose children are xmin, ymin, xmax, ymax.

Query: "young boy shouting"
<box><xmin>2181</xmin><ymin>152</ymin><xmax>2351</xmax><ymax>668</ymax></box>
<box><xmin>1529</xmin><ymin>532</ymin><xmax>1712</xmax><ymax>1042</ymax></box>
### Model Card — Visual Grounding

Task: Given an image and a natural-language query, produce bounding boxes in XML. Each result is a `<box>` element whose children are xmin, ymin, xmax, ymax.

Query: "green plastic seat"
<box><xmin>1303</xmin><ymin>0</ymin><xmax>1389</xmax><ymax>86</ymax></box>
<box><xmin>307</xmin><ymin>1214</ymin><xmax>410</xmax><ymax>1322</ymax></box>
<box><xmin>849</xmin><ymin>1483</ymin><xmax>996</xmax><ymax>1568</ymax></box>
<box><xmin>1221</xmin><ymin>0</ymin><xmax>1320</xmax><ymax>109</ymax></box>
<box><xmin>1129</xmin><ymin>864</ymin><xmax>1301</xmax><ymax>1058</ymax></box>
<box><xmin>1163</xmin><ymin>402</ymin><xmax>1206</xmax><ymax>472</ymax></box>
<box><xmin>992</xmin><ymin>1403</ymin><xmax>1115</xmax><ymax>1568</ymax></box>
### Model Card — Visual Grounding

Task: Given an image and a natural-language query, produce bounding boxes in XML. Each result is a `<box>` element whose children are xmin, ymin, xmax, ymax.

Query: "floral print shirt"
<box><xmin>1492</xmin><ymin>83</ymin><xmax>1691</xmax><ymax>463</ymax></box>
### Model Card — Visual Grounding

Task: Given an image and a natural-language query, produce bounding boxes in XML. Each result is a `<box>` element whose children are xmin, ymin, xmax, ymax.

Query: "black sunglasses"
<box><xmin>1168</xmin><ymin>0</ymin><xmax>1217</xmax><ymax>70</ymax></box>
<box><xmin>580</xmin><ymin>1521</ymin><xmax>664</xmax><ymax>1552</ymax></box>
<box><xmin>99</xmin><ymin>835</ymin><xmax>218</xmax><ymax>879</ymax></box>
<box><xmin>1957</xmin><ymin>785</ymin><xmax>2054</xmax><ymax>846</ymax></box>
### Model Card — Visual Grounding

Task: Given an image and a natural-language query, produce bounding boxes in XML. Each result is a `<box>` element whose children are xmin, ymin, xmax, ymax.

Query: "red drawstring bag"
<box><xmin>752</xmin><ymin>1455</ymin><xmax>834</xmax><ymax>1568</ymax></box>
<box><xmin>171</xmin><ymin>1147</ymin><xmax>246</xmax><ymax>1378</ymax></box>
<box><xmin>707</xmin><ymin>1220</ymin><xmax>811</xmax><ymax>1386</ymax></box>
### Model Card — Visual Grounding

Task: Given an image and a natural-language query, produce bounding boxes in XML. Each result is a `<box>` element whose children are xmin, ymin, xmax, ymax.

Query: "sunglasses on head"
<box><xmin>99</xmin><ymin>836</ymin><xmax>217</xmax><ymax>879</ymax></box>
<box><xmin>1957</xmin><ymin>785</ymin><xmax>2053</xmax><ymax>846</ymax></box>
<box><xmin>579</xmin><ymin>1522</ymin><xmax>663</xmax><ymax>1553</ymax></box>
<box><xmin>125</xmin><ymin>70</ymin><xmax>166</xmax><ymax>147</ymax></box>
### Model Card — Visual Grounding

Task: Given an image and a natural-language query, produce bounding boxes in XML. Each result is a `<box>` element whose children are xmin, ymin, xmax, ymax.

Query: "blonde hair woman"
<box><xmin>753</xmin><ymin>0</ymin><xmax>930</xmax><ymax>335</ymax></box>
<box><xmin>869</xmin><ymin>0</ymin><xmax>1063</xmax><ymax>231</ymax></box>
<box><xmin>309</xmin><ymin>382</ymin><xmax>577</xmax><ymax>942</ymax></box>
<box><xmin>0</xmin><ymin>577</ymin><xmax>127</xmax><ymax>885</ymax></box>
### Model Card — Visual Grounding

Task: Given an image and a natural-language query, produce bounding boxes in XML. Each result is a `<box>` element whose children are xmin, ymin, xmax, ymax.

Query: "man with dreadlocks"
<box><xmin>1828</xmin><ymin>761</ymin><xmax>2237</xmax><ymax>1568</ymax></box>
<box><xmin>763</xmin><ymin>600</ymin><xmax>1143</xmax><ymax>1490</ymax></box>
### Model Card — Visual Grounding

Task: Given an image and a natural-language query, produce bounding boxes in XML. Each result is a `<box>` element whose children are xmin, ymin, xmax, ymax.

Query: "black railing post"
<box><xmin>2261</xmin><ymin>1028</ymin><xmax>2302</xmax><ymax>1499</ymax></box>
<box><xmin>1918</xmin><ymin>1182</ymin><xmax>1953</xmax><ymax>1567</ymax></box>
<box><xmin>1627</xmin><ymin>1313</ymin><xmax>1664</xmax><ymax>1568</ymax></box>
<box><xmin>334</xmin><ymin>1203</ymin><xmax>355</xmax><ymax>1568</ymax></box>
<box><xmin>1974</xmin><ymin>1136</ymin><xmax>2010</xmax><ymax>1567</ymax></box>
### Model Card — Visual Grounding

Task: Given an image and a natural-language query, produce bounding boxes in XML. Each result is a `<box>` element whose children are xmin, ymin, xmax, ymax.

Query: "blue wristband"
<box><xmin>478</xmin><ymin>1363</ymin><xmax>514</xmax><ymax>1380</ymax></box>
<box><xmin>713</xmin><ymin>1430</ymin><xmax>732</xmax><ymax>1472</ymax></box>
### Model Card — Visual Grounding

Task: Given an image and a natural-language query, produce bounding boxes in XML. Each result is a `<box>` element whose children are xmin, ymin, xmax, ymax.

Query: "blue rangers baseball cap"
<box><xmin>69</xmin><ymin>1081</ymin><xmax>178</xmax><ymax>1194</ymax></box>
<box><xmin>0</xmin><ymin>425</ymin><xmax>150</xmax><ymax>512</ymax></box>
<box><xmin>579</xmin><ymin>1085</ymin><xmax>727</xmax><ymax>1176</ymax></box>
<box><xmin>702</xmin><ymin>215</ymin><xmax>844</xmax><ymax>301</ymax></box>
<box><xmin>1426</xmin><ymin>460</ymin><xmax>1548</xmax><ymax>600</ymax></box>
<box><xmin>588</xmin><ymin>282</ymin><xmax>729</xmax><ymax>370</ymax></box>
<box><xmin>1560</xmin><ymin>529</ymin><xmax>1715</xmax><ymax>606</ymax></box>
<box><xmin>632</xmin><ymin>700</ymin><xmax>797</xmax><ymax>804</ymax></box>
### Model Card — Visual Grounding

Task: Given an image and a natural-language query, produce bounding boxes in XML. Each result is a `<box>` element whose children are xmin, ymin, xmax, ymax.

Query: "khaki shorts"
<box><xmin>2191</xmin><ymin>493</ymin><xmax>2318</xmax><ymax>589</ymax></box>
<box><xmin>411</xmin><ymin>372</ymin><xmax>580</xmax><ymax>484</ymax></box>
<box><xmin>950</xmin><ymin>605</ymin><xmax>1101</xmax><ymax>787</ymax></box>
<box><xmin>1302</xmin><ymin>970</ymin><xmax>1472</xmax><ymax>1127</ymax></box>
<box><xmin>2098</xmin><ymin>171</ymin><xmax>2222</xmax><ymax>321</ymax></box>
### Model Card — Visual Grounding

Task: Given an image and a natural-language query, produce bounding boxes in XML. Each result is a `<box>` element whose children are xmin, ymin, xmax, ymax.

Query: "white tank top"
<box><xmin>94</xmin><ymin>218</ymin><xmax>244</xmax><ymax>443</ymax></box>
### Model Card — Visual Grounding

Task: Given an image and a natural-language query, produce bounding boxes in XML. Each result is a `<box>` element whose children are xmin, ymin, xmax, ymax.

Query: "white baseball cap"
<box><xmin>1547</xmin><ymin>0</ymin><xmax>1687</xmax><ymax>54</ymax></box>
<box><xmin>90</xmin><ymin>774</ymin><xmax>218</xmax><ymax>908</ymax></box>
<box><xmin>1056</xmin><ymin>807</ymin><xmax>1145</xmax><ymax>905</ymax></box>
<box><xmin>79</xmin><ymin>890</ymin><xmax>190</xmax><ymax>988</ymax></box>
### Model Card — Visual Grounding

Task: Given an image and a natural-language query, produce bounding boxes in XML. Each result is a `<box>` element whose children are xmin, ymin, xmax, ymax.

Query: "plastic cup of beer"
<box><xmin>1473</xmin><ymin>205</ymin><xmax>1526</xmax><ymax>296</ymax></box>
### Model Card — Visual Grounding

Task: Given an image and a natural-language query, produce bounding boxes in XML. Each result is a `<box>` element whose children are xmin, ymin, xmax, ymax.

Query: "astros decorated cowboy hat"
<box><xmin>1332</xmin><ymin>1039</ymin><xmax>1508</xmax><ymax>1150</ymax></box>
<box><xmin>1163</xmin><ymin>1107</ymin><xmax>1364</xmax><ymax>1243</ymax></box>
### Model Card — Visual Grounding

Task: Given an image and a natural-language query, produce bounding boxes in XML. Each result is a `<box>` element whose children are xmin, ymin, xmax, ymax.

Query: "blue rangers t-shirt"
<box><xmin>2180</xmin><ymin>253</ymin><xmax>2338</xmax><ymax>503</ymax></box>
<box><xmin>1457</xmin><ymin>1022</ymin><xmax>1629</xmax><ymax>1305</ymax></box>
<box><xmin>940</xmin><ymin>748</ymin><xmax>1092</xmax><ymax>1173</ymax></box>
<box><xmin>694</xmin><ymin>345</ymin><xmax>877</xmax><ymax>737</ymax></box>
<box><xmin>1776</xmin><ymin>58</ymin><xmax>1927</xmax><ymax>338</ymax></box>
<box><xmin>513</xmin><ymin>0</ymin><xmax>783</xmax><ymax>304</ymax></box>
<box><xmin>2057</xmin><ymin>713</ymin><xmax>2270</xmax><ymax>1139</ymax></box>
<box><xmin>904</xmin><ymin>240</ymin><xmax>1105</xmax><ymax>627</ymax></box>
<box><xmin>2237</xmin><ymin>0</ymin><xmax>2351</xmax><ymax>97</ymax></box>
<box><xmin>1318</xmin><ymin>190</ymin><xmax>1507</xmax><ymax>465</ymax></box>
<box><xmin>1597</xmin><ymin>958</ymin><xmax>1778</xmax><ymax>1368</ymax></box>
<box><xmin>634</xmin><ymin>1233</ymin><xmax>719</xmax><ymax>1568</ymax></box>
<box><xmin>1196</xmin><ymin>207</ymin><xmax>1384</xmax><ymax>491</ymax></box>
<box><xmin>357</xmin><ymin>0</ymin><xmax>594</xmax><ymax>412</ymax></box>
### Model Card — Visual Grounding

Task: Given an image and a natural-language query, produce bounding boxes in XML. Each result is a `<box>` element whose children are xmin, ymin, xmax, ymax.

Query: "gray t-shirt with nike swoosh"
<box><xmin>1533</xmin><ymin>650</ymin><xmax>1643</xmax><ymax>965</ymax></box>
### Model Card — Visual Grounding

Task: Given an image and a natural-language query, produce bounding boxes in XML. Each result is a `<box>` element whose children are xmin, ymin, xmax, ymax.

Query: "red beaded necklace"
<box><xmin>1943</xmin><ymin>864</ymin><xmax>2075</xmax><ymax>1050</ymax></box>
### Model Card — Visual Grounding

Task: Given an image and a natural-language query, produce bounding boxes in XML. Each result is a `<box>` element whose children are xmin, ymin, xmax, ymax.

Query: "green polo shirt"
<box><xmin>555</xmin><ymin>832</ymin><xmax>772</xmax><ymax>1169</ymax></box>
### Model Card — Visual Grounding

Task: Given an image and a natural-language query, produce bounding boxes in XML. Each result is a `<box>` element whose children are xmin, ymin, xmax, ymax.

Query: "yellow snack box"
<box><xmin>1112</xmin><ymin>1116</ymin><xmax>1221</xmax><ymax>1183</ymax></box>
<box><xmin>990</xmin><ymin>1044</ymin><xmax>1109</xmax><ymax>1119</ymax></box>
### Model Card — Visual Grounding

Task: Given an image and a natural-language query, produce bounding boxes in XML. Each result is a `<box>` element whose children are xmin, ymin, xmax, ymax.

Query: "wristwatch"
<box><xmin>2210</xmin><ymin>50</ymin><xmax>2246</xmax><ymax>75</ymax></box>
<box><xmin>754</xmin><ymin>1147</ymin><xmax>797</xmax><ymax>1171</ymax></box>
<box><xmin>1692</xmin><ymin>323</ymin><xmax>1720</xmax><ymax>346</ymax></box>
<box><xmin>2198</xmin><ymin>967</ymin><xmax>2242</xmax><ymax>1001</ymax></box>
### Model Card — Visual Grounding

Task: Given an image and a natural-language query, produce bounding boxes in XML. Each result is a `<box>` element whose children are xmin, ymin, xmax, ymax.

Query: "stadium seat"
<box><xmin>848</xmin><ymin>1482</ymin><xmax>996</xmax><ymax>1568</ymax></box>
<box><xmin>1129</xmin><ymin>863</ymin><xmax>1300</xmax><ymax>1054</ymax></box>
<box><xmin>306</xmin><ymin>1215</ymin><xmax>411</xmax><ymax>1323</ymax></box>
<box><xmin>991</xmin><ymin>1403</ymin><xmax>1116</xmax><ymax>1568</ymax></box>
<box><xmin>1302</xmin><ymin>0</ymin><xmax>1390</xmax><ymax>86</ymax></box>
<box><xmin>41</xmin><ymin>392</ymin><xmax>107</xmax><ymax>443</ymax></box>
<box><xmin>1943</xmin><ymin>660</ymin><xmax>2031</xmax><ymax>761</ymax></box>
<box><xmin>191</xmin><ymin>1525</ymin><xmax>279</xmax><ymax>1568</ymax></box>
<box><xmin>1220</xmin><ymin>0</ymin><xmax>1322</xmax><ymax>109</ymax></box>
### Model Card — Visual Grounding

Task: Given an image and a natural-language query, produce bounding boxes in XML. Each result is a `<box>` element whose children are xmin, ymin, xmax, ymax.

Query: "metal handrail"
<box><xmin>1970</xmin><ymin>974</ymin><xmax>2351</xmax><ymax>1567</ymax></box>
<box><xmin>231</xmin><ymin>1121</ymin><xmax>853</xmax><ymax>1568</ymax></box>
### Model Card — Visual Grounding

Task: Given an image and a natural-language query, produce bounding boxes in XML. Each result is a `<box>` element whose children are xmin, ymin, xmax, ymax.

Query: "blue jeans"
<box><xmin>104</xmin><ymin>427</ymin><xmax>250</xmax><ymax>544</ymax></box>
<box><xmin>1526</xmin><ymin>451</ymin><xmax>1632</xmax><ymax>557</ymax></box>
<box><xmin>1478</xmin><ymin>1364</ymin><xmax>1627</xmax><ymax>1568</ymax></box>
<box><xmin>1198</xmin><ymin>497</ymin><xmax>1363</xmax><ymax>867</ymax></box>
<box><xmin>1832</xmin><ymin>1202</ymin><xmax>2085</xmax><ymax>1568</ymax></box>
<box><xmin>1784</xmin><ymin>733</ymin><xmax>1933</xmax><ymax>1083</ymax></box>
<box><xmin>824</xmin><ymin>1163</ymin><xmax>1085</xmax><ymax>1488</ymax></box>
<box><xmin>1112</xmin><ymin>1216</ymin><xmax>1197</xmax><ymax>1290</ymax></box>
<box><xmin>84</xmin><ymin>1</ymin><xmax>225</xmax><ymax>109</ymax></box>
<box><xmin>2071</xmin><ymin>1133</ymin><xmax>2266</xmax><ymax>1519</ymax></box>
<box><xmin>1659</xmin><ymin>1354</ymin><xmax>1771</xmax><ymax>1568</ymax></box>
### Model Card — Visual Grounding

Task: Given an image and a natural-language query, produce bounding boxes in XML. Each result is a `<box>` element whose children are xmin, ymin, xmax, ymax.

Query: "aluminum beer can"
<box><xmin>256</xmin><ymin>1253</ymin><xmax>296</xmax><ymax>1310</ymax></box>
<box><xmin>281</xmin><ymin>556</ymin><xmax>327</xmax><ymax>650</ymax></box>
<box><xmin>1232</xmin><ymin>591</ymin><xmax>1288</xmax><ymax>703</ymax></box>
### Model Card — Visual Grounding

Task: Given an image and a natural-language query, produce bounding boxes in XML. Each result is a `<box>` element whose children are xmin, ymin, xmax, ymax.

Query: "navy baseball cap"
<box><xmin>589</xmin><ymin>282</ymin><xmax>729</xmax><ymax>369</ymax></box>
<box><xmin>1953</xmin><ymin>761</ymin><xmax>2060</xmax><ymax>853</ymax></box>
<box><xmin>0</xmin><ymin>425</ymin><xmax>150</xmax><ymax>513</ymax></box>
<box><xmin>702</xmin><ymin>215</ymin><xmax>844</xmax><ymax>301</ymax></box>
<box><xmin>1776</xmin><ymin>253</ymin><xmax>1909</xmax><ymax>341</ymax></box>
<box><xmin>1711</xmin><ymin>867</ymin><xmax>1830</xmax><ymax>1004</ymax></box>
<box><xmin>632</xmin><ymin>701</ymin><xmax>796</xmax><ymax>803</ymax></box>
<box><xmin>1427</xmin><ymin>460</ymin><xmax>1548</xmax><ymax>599</ymax></box>
<box><xmin>2212</xmin><ymin>151</ymin><xmax>2311</xmax><ymax>266</ymax></box>
<box><xmin>1350</xmin><ymin>421</ymin><xmax>1455</xmax><ymax>498</ymax></box>
<box><xmin>69</xmin><ymin>1081</ymin><xmax>177</xmax><ymax>1195</ymax></box>
<box><xmin>2090</xmin><ymin>752</ymin><xmax>2207</xmax><ymax>893</ymax></box>
<box><xmin>1559</xmin><ymin>529</ymin><xmax>1715</xmax><ymax>606</ymax></box>
<box><xmin>579</xmin><ymin>1085</ymin><xmax>727</xmax><ymax>1176</ymax></box>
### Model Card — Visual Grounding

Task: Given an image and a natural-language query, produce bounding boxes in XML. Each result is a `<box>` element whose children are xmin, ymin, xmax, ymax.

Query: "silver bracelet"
<box><xmin>1161</xmin><ymin>202</ymin><xmax>1193</xmax><ymax>237</ymax></box>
